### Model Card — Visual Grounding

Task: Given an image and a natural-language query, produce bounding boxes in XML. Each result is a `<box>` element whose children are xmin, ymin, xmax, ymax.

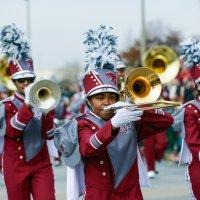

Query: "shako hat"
<box><xmin>0</xmin><ymin>23</ymin><xmax>35</xmax><ymax>80</ymax></box>
<box><xmin>180</xmin><ymin>39</ymin><xmax>200</xmax><ymax>85</ymax></box>
<box><xmin>82</xmin><ymin>25</ymin><xmax>120</xmax><ymax>97</ymax></box>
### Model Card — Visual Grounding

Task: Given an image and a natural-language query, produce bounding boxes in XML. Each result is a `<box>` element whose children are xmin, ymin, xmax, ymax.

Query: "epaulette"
<box><xmin>0</xmin><ymin>96</ymin><xmax>15</xmax><ymax>104</ymax></box>
<box><xmin>76</xmin><ymin>113</ymin><xmax>88</xmax><ymax>121</ymax></box>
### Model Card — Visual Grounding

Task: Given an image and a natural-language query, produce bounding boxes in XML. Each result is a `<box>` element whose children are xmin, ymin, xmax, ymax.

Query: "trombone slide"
<box><xmin>104</xmin><ymin>100</ymin><xmax>181</xmax><ymax>111</ymax></box>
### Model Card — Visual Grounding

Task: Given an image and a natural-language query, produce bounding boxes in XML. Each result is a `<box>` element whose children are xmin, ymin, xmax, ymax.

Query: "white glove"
<box><xmin>111</xmin><ymin>107</ymin><xmax>143</xmax><ymax>128</ymax></box>
<box><xmin>24</xmin><ymin>83</ymin><xmax>34</xmax><ymax>105</ymax></box>
<box><xmin>104</xmin><ymin>101</ymin><xmax>133</xmax><ymax>111</ymax></box>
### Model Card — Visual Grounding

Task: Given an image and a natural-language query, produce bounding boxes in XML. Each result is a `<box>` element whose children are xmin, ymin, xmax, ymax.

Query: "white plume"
<box><xmin>180</xmin><ymin>38</ymin><xmax>200</xmax><ymax>68</ymax></box>
<box><xmin>84</xmin><ymin>25</ymin><xmax>120</xmax><ymax>74</ymax></box>
<box><xmin>0</xmin><ymin>23</ymin><xmax>30</xmax><ymax>60</ymax></box>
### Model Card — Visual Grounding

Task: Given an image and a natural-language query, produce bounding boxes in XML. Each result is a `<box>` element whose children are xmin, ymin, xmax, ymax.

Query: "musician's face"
<box><xmin>13</xmin><ymin>77</ymin><xmax>35</xmax><ymax>96</ymax></box>
<box><xmin>88</xmin><ymin>92</ymin><xmax>117</xmax><ymax>120</ymax></box>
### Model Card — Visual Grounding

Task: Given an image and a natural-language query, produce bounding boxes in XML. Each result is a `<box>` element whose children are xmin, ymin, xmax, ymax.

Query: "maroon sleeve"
<box><xmin>136</xmin><ymin>109</ymin><xmax>174</xmax><ymax>142</ymax></box>
<box><xmin>42</xmin><ymin>110</ymin><xmax>56</xmax><ymax>139</ymax></box>
<box><xmin>184</xmin><ymin>104</ymin><xmax>200</xmax><ymax>159</ymax></box>
<box><xmin>78</xmin><ymin>119</ymin><xmax>119</xmax><ymax>157</ymax></box>
<box><xmin>5</xmin><ymin>102</ymin><xmax>33</xmax><ymax>138</ymax></box>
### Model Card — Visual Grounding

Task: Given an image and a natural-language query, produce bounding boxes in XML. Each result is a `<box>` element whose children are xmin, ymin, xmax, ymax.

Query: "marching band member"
<box><xmin>176</xmin><ymin>39</ymin><xmax>200</xmax><ymax>199</ymax></box>
<box><xmin>143</xmin><ymin>131</ymin><xmax>168</xmax><ymax>178</ymax></box>
<box><xmin>0</xmin><ymin>84</ymin><xmax>8</xmax><ymax>185</ymax></box>
<box><xmin>55</xmin><ymin>25</ymin><xmax>174</xmax><ymax>200</ymax></box>
<box><xmin>0</xmin><ymin>24</ymin><xmax>55</xmax><ymax>200</ymax></box>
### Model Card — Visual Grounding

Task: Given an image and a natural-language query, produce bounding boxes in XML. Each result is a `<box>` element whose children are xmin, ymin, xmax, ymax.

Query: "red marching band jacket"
<box><xmin>77</xmin><ymin>109</ymin><xmax>173</xmax><ymax>192</ymax></box>
<box><xmin>0</xmin><ymin>92</ymin><xmax>55</xmax><ymax>164</ymax></box>
<box><xmin>184</xmin><ymin>99</ymin><xmax>200</xmax><ymax>162</ymax></box>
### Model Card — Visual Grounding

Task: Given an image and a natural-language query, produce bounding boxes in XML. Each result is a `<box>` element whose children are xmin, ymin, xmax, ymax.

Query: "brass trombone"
<box><xmin>114</xmin><ymin>67</ymin><xmax>180</xmax><ymax>111</ymax></box>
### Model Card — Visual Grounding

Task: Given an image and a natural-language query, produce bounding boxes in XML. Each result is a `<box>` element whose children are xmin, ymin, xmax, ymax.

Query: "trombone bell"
<box><xmin>125</xmin><ymin>67</ymin><xmax>162</xmax><ymax>104</ymax></box>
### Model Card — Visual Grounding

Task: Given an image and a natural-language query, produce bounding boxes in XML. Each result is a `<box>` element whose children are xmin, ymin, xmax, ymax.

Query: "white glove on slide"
<box><xmin>111</xmin><ymin>107</ymin><xmax>143</xmax><ymax>128</ymax></box>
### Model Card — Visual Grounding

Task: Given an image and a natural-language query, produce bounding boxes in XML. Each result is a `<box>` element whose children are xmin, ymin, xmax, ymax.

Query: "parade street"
<box><xmin>0</xmin><ymin>160</ymin><xmax>191</xmax><ymax>200</ymax></box>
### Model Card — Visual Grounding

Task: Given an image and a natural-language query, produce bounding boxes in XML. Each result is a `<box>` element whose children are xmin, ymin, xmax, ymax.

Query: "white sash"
<box><xmin>137</xmin><ymin>148</ymin><xmax>150</xmax><ymax>187</ymax></box>
<box><xmin>66</xmin><ymin>160</ymin><xmax>85</xmax><ymax>200</ymax></box>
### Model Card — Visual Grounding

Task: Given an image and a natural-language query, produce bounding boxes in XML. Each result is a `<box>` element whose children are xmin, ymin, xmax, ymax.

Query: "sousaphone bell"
<box><xmin>0</xmin><ymin>55</ymin><xmax>16</xmax><ymax>91</ymax></box>
<box><xmin>142</xmin><ymin>45</ymin><xmax>180</xmax><ymax>84</ymax></box>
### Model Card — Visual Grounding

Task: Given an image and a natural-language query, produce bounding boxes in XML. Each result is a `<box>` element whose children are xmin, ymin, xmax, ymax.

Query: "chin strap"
<box><xmin>86</xmin><ymin>98</ymin><xmax>93</xmax><ymax>110</ymax></box>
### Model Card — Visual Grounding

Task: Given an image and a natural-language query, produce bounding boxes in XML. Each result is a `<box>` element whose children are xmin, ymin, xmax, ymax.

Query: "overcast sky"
<box><xmin>1</xmin><ymin>0</ymin><xmax>200</xmax><ymax>73</ymax></box>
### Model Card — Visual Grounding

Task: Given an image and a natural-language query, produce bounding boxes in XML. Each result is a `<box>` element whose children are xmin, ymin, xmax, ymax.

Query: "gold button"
<box><xmin>194</xmin><ymin>110</ymin><xmax>198</xmax><ymax>113</ymax></box>
<box><xmin>100</xmin><ymin>160</ymin><xmax>104</xmax><ymax>164</ymax></box>
<box><xmin>18</xmin><ymin>147</ymin><xmax>21</xmax><ymax>150</ymax></box>
<box><xmin>19</xmin><ymin>156</ymin><xmax>23</xmax><ymax>159</ymax></box>
<box><xmin>92</xmin><ymin>126</ymin><xmax>95</xmax><ymax>130</ymax></box>
<box><xmin>102</xmin><ymin>172</ymin><xmax>106</xmax><ymax>176</ymax></box>
<box><xmin>17</xmin><ymin>138</ymin><xmax>20</xmax><ymax>141</ymax></box>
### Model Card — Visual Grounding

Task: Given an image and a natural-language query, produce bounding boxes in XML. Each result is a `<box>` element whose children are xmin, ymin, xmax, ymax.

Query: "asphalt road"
<box><xmin>0</xmin><ymin>160</ymin><xmax>192</xmax><ymax>200</ymax></box>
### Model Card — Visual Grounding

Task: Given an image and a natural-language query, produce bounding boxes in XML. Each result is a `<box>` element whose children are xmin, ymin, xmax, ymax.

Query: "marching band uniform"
<box><xmin>176</xmin><ymin>40</ymin><xmax>200</xmax><ymax>199</ymax></box>
<box><xmin>77</xmin><ymin>68</ymin><xmax>173</xmax><ymax>200</ymax></box>
<box><xmin>2</xmin><ymin>92</ymin><xmax>55</xmax><ymax>200</ymax></box>
<box><xmin>0</xmin><ymin>85</ymin><xmax>8</xmax><ymax>181</ymax></box>
<box><xmin>0</xmin><ymin>24</ymin><xmax>55</xmax><ymax>200</ymax></box>
<box><xmin>54</xmin><ymin>25</ymin><xmax>173</xmax><ymax>200</ymax></box>
<box><xmin>184</xmin><ymin>98</ymin><xmax>200</xmax><ymax>199</ymax></box>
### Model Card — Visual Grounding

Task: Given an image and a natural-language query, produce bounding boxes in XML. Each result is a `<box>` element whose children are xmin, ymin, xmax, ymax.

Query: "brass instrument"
<box><xmin>28</xmin><ymin>79</ymin><xmax>61</xmax><ymax>112</ymax></box>
<box><xmin>143</xmin><ymin>45</ymin><xmax>180</xmax><ymax>84</ymax></box>
<box><xmin>125</xmin><ymin>67</ymin><xmax>162</xmax><ymax>104</ymax></box>
<box><xmin>104</xmin><ymin>67</ymin><xmax>180</xmax><ymax>111</ymax></box>
<box><xmin>0</xmin><ymin>55</ymin><xmax>16</xmax><ymax>91</ymax></box>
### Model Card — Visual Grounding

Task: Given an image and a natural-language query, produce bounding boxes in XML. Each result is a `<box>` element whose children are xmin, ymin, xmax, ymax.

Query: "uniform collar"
<box><xmin>15</xmin><ymin>92</ymin><xmax>25</xmax><ymax>102</ymax></box>
<box><xmin>89</xmin><ymin>111</ymin><xmax>107</xmax><ymax>123</ymax></box>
